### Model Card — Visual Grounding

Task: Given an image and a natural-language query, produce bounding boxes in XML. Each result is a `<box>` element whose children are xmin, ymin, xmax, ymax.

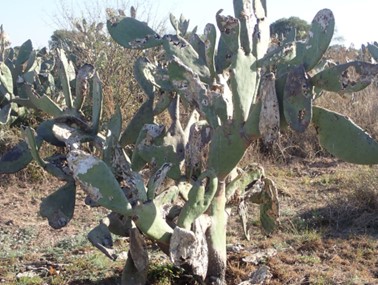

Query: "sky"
<box><xmin>0</xmin><ymin>0</ymin><xmax>376</xmax><ymax>49</ymax></box>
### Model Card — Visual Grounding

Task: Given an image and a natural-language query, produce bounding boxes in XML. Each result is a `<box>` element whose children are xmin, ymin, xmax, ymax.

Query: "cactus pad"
<box><xmin>283</xmin><ymin>64</ymin><xmax>313</xmax><ymax>132</ymax></box>
<box><xmin>311</xmin><ymin>61</ymin><xmax>378</xmax><ymax>94</ymax></box>
<box><xmin>107</xmin><ymin>17</ymin><xmax>163</xmax><ymax>49</ymax></box>
<box><xmin>258</xmin><ymin>72</ymin><xmax>280</xmax><ymax>144</ymax></box>
<box><xmin>312</xmin><ymin>106</ymin><xmax>378</xmax><ymax>164</ymax></box>
<box><xmin>40</xmin><ymin>181</ymin><xmax>76</xmax><ymax>229</ymax></box>
<box><xmin>260</xmin><ymin>178</ymin><xmax>280</xmax><ymax>235</ymax></box>
<box><xmin>67</xmin><ymin>149</ymin><xmax>131</xmax><ymax>214</ymax></box>
<box><xmin>0</xmin><ymin>62</ymin><xmax>13</xmax><ymax>95</ymax></box>
<box><xmin>0</xmin><ymin>141</ymin><xmax>35</xmax><ymax>174</ymax></box>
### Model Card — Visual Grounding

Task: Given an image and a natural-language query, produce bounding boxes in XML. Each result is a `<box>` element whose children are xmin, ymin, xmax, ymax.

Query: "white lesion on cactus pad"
<box><xmin>142</xmin><ymin>124</ymin><xmax>165</xmax><ymax>138</ymax></box>
<box><xmin>67</xmin><ymin>149</ymin><xmax>101</xmax><ymax>176</ymax></box>
<box><xmin>80</xmin><ymin>181</ymin><xmax>103</xmax><ymax>202</ymax></box>
<box><xmin>217</xmin><ymin>11</ymin><xmax>239</xmax><ymax>34</ymax></box>
<box><xmin>52</xmin><ymin>123</ymin><xmax>81</xmax><ymax>149</ymax></box>
<box><xmin>313</xmin><ymin>9</ymin><xmax>333</xmax><ymax>32</ymax></box>
<box><xmin>106</xmin><ymin>129</ymin><xmax>112</xmax><ymax>138</ymax></box>
<box><xmin>305</xmin><ymin>31</ymin><xmax>314</xmax><ymax>49</ymax></box>
<box><xmin>67</xmin><ymin>150</ymin><xmax>104</xmax><ymax>202</ymax></box>
<box><xmin>153</xmin><ymin>163</ymin><xmax>172</xmax><ymax>183</ymax></box>
<box><xmin>163</xmin><ymin>34</ymin><xmax>187</xmax><ymax>48</ymax></box>
<box><xmin>128</xmin><ymin>33</ymin><xmax>160</xmax><ymax>48</ymax></box>
<box><xmin>204</xmin><ymin>24</ymin><xmax>213</xmax><ymax>37</ymax></box>
<box><xmin>129</xmin><ymin>38</ymin><xmax>147</xmax><ymax>48</ymax></box>
<box><xmin>150</xmin><ymin>162</ymin><xmax>172</xmax><ymax>194</ymax></box>
<box><xmin>172</xmin><ymin>79</ymin><xmax>189</xmax><ymax>90</ymax></box>
<box><xmin>53</xmin><ymin>123</ymin><xmax>75</xmax><ymax>141</ymax></box>
<box><xmin>155</xmin><ymin>72</ymin><xmax>170</xmax><ymax>82</ymax></box>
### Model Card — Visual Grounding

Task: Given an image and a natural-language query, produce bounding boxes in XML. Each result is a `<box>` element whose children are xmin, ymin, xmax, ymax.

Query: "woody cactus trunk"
<box><xmin>2</xmin><ymin>0</ymin><xmax>378</xmax><ymax>284</ymax></box>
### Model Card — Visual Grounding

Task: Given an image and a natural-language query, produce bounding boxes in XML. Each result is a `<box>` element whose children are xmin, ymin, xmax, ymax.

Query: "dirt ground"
<box><xmin>0</xmin><ymin>157</ymin><xmax>377</xmax><ymax>285</ymax></box>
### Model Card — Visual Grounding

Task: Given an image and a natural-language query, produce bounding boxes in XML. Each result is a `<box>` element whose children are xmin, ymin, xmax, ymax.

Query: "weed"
<box><xmin>63</xmin><ymin>251</ymin><xmax>122</xmax><ymax>283</ymax></box>
<box><xmin>147</xmin><ymin>263</ymin><xmax>187</xmax><ymax>285</ymax></box>
<box><xmin>16</xmin><ymin>276</ymin><xmax>45</xmax><ymax>285</ymax></box>
<box><xmin>310</xmin><ymin>274</ymin><xmax>335</xmax><ymax>285</ymax></box>
<box><xmin>53</xmin><ymin>233</ymin><xmax>89</xmax><ymax>253</ymax></box>
<box><xmin>298</xmin><ymin>254</ymin><xmax>321</xmax><ymax>265</ymax></box>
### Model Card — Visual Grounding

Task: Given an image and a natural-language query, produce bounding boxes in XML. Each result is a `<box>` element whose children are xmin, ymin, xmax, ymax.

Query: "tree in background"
<box><xmin>270</xmin><ymin>16</ymin><xmax>310</xmax><ymax>40</ymax></box>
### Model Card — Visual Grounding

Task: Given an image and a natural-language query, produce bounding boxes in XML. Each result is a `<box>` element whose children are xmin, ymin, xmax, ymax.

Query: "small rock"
<box><xmin>117</xmin><ymin>251</ymin><xmax>128</xmax><ymax>260</ymax></box>
<box><xmin>250</xmin><ymin>265</ymin><xmax>272</xmax><ymax>284</ymax></box>
<box><xmin>16</xmin><ymin>271</ymin><xmax>38</xmax><ymax>280</ymax></box>
<box><xmin>226</xmin><ymin>243</ymin><xmax>244</xmax><ymax>252</ymax></box>
<box><xmin>238</xmin><ymin>265</ymin><xmax>272</xmax><ymax>285</ymax></box>
<box><xmin>242</xmin><ymin>248</ymin><xmax>277</xmax><ymax>265</ymax></box>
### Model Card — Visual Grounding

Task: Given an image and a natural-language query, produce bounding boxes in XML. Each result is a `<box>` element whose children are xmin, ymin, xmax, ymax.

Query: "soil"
<box><xmin>0</xmin><ymin>158</ymin><xmax>377</xmax><ymax>285</ymax></box>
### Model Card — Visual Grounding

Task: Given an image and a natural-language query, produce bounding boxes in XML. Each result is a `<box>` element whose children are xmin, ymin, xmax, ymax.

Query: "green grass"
<box><xmin>16</xmin><ymin>276</ymin><xmax>45</xmax><ymax>285</ymax></box>
<box><xmin>147</xmin><ymin>264</ymin><xmax>186</xmax><ymax>285</ymax></box>
<box><xmin>298</xmin><ymin>254</ymin><xmax>321</xmax><ymax>265</ymax></box>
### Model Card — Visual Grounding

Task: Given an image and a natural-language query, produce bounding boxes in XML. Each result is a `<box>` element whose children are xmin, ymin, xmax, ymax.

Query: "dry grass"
<box><xmin>224</xmin><ymin>160</ymin><xmax>378</xmax><ymax>285</ymax></box>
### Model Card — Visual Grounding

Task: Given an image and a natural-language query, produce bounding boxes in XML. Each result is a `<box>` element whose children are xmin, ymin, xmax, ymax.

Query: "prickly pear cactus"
<box><xmin>2</xmin><ymin>1</ymin><xmax>378</xmax><ymax>284</ymax></box>
<box><xmin>1</xmin><ymin>46</ymin><xmax>108</xmax><ymax>230</ymax></box>
<box><xmin>104</xmin><ymin>1</ymin><xmax>377</xmax><ymax>282</ymax></box>
<box><xmin>0</xmin><ymin>39</ymin><xmax>58</xmax><ymax>125</ymax></box>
